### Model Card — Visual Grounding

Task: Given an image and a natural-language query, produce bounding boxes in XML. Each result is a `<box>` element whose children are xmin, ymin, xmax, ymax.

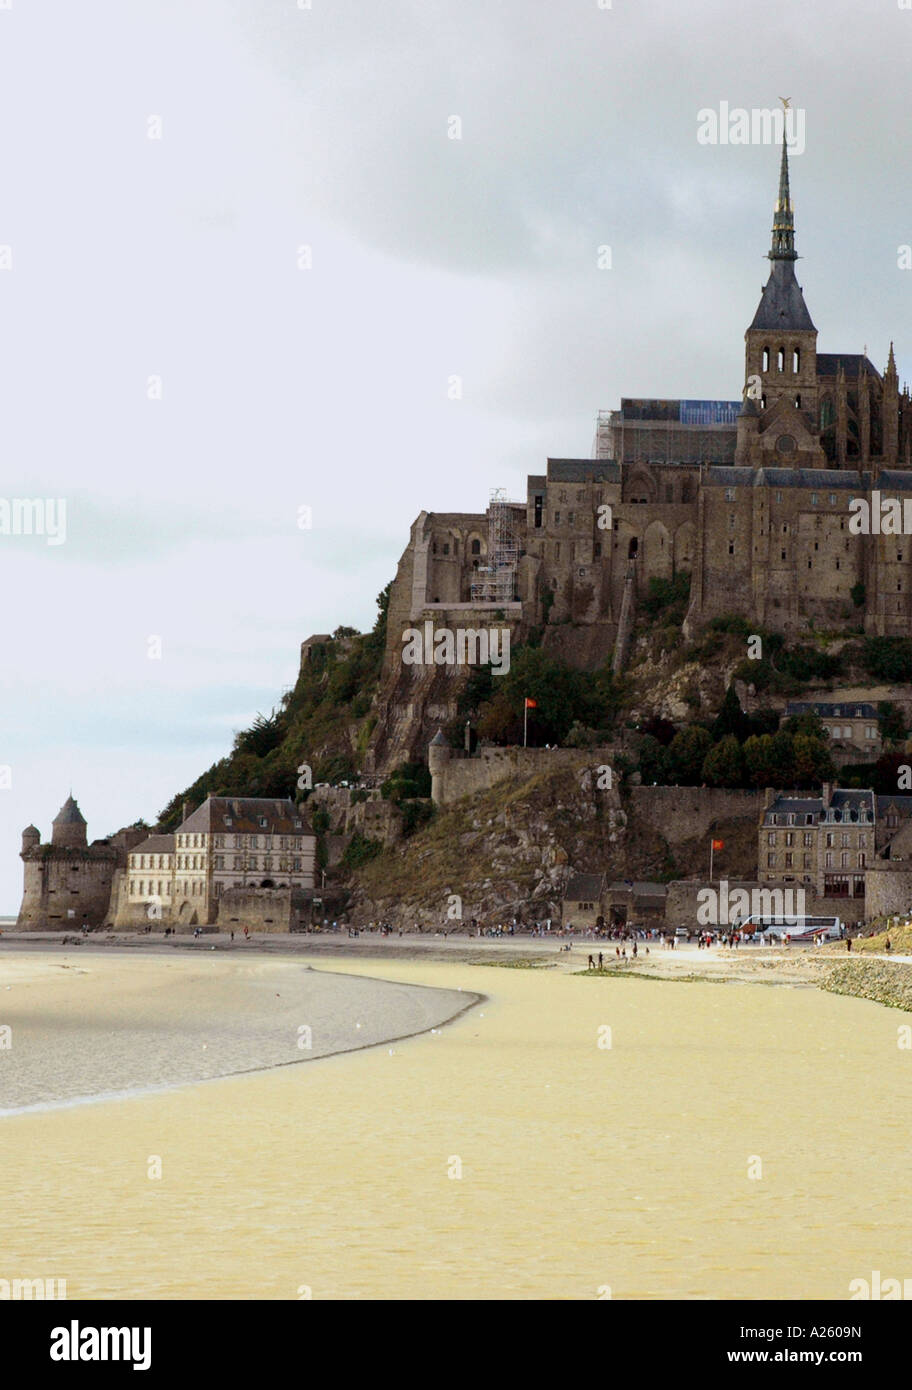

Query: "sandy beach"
<box><xmin>0</xmin><ymin>950</ymin><xmax>481</xmax><ymax>1113</ymax></box>
<box><xmin>2</xmin><ymin>950</ymin><xmax>911</xmax><ymax>1299</ymax></box>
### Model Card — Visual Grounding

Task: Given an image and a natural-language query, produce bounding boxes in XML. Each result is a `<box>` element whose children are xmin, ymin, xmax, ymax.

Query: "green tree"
<box><xmin>637</xmin><ymin>734</ymin><xmax>672</xmax><ymax>785</ymax></box>
<box><xmin>791</xmin><ymin>733</ymin><xmax>835</xmax><ymax>785</ymax></box>
<box><xmin>712</xmin><ymin>684</ymin><xmax>749</xmax><ymax>743</ymax></box>
<box><xmin>701</xmin><ymin>734</ymin><xmax>745</xmax><ymax>787</ymax></box>
<box><xmin>877</xmin><ymin>700</ymin><xmax>908</xmax><ymax>746</ymax></box>
<box><xmin>668</xmin><ymin>726</ymin><xmax>713</xmax><ymax>784</ymax></box>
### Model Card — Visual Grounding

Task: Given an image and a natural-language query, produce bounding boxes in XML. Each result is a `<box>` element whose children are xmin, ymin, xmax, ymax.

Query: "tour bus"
<box><xmin>739</xmin><ymin>913</ymin><xmax>842</xmax><ymax>943</ymax></box>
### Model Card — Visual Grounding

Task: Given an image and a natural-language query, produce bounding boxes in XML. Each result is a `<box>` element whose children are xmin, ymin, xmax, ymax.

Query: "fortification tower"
<box><xmin>427</xmin><ymin>729</ymin><xmax>451</xmax><ymax>805</ymax></box>
<box><xmin>21</xmin><ymin>824</ymin><xmax>40</xmax><ymax>852</ymax></box>
<box><xmin>51</xmin><ymin>795</ymin><xmax>88</xmax><ymax>849</ymax></box>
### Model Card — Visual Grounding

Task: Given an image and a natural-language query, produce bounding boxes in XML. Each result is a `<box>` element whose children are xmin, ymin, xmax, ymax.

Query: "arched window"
<box><xmin>762</xmin><ymin>347</ymin><xmax>770</xmax><ymax>372</ymax></box>
<box><xmin>470</xmin><ymin>538</ymin><xmax>481</xmax><ymax>555</ymax></box>
<box><xmin>777</xmin><ymin>348</ymin><xmax>785</xmax><ymax>372</ymax></box>
<box><xmin>793</xmin><ymin>349</ymin><xmax>800</xmax><ymax>373</ymax></box>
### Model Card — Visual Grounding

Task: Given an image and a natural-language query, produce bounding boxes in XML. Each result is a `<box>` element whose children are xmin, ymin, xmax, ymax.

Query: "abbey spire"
<box><xmin>737</xmin><ymin>117</ymin><xmax>823</xmax><ymax>466</ymax></box>
<box><xmin>749</xmin><ymin>127</ymin><xmax>815</xmax><ymax>332</ymax></box>
<box><xmin>770</xmin><ymin>126</ymin><xmax>796</xmax><ymax>260</ymax></box>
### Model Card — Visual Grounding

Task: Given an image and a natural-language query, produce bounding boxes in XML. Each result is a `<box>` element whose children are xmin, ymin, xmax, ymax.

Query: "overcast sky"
<box><xmin>2</xmin><ymin>0</ymin><xmax>911</xmax><ymax>911</ymax></box>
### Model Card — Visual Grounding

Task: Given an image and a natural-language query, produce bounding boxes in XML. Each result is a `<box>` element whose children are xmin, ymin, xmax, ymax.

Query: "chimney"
<box><xmin>822</xmin><ymin>782</ymin><xmax>832</xmax><ymax>807</ymax></box>
<box><xmin>181</xmin><ymin>800</ymin><xmax>187</xmax><ymax>824</ymax></box>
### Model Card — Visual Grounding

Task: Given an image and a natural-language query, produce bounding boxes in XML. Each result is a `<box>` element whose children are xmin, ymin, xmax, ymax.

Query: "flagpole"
<box><xmin>523</xmin><ymin>700</ymin><xmax>528</xmax><ymax>748</ymax></box>
<box><xmin>709</xmin><ymin>838</ymin><xmax>714</xmax><ymax>884</ymax></box>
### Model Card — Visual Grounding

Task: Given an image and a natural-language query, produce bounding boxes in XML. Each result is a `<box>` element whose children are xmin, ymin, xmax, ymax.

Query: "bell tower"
<box><xmin>738</xmin><ymin>115</ymin><xmax>822</xmax><ymax>466</ymax></box>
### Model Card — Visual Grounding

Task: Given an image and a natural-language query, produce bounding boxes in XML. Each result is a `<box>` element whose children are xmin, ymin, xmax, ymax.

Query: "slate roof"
<box><xmin>178</xmin><ymin>797</ymin><xmax>311</xmax><ymax>836</ymax></box>
<box><xmin>766</xmin><ymin>795</ymin><xmax>823</xmax><ymax>816</ymax></box>
<box><xmin>546</xmin><ymin>459</ymin><xmax>621</xmax><ymax>482</ymax></box>
<box><xmin>749</xmin><ymin>260</ymin><xmax>816</xmax><ymax>332</ymax></box>
<box><xmin>53</xmin><ymin>795</ymin><xmax>86</xmax><ymax>825</ymax></box>
<box><xmin>704</xmin><ymin>467</ymin><xmax>866</xmax><ymax>490</ymax></box>
<box><xmin>817</xmin><ymin>353</ymin><xmax>881</xmax><ymax>381</ymax></box>
<box><xmin>564</xmin><ymin>872</ymin><xmax>604</xmax><ymax>902</ymax></box>
<box><xmin>876</xmin><ymin>796</ymin><xmax>912</xmax><ymax>813</ymax></box>
<box><xmin>829</xmin><ymin>789</ymin><xmax>874</xmax><ymax>815</ymax></box>
<box><xmin>766</xmin><ymin>789</ymin><xmax>876</xmax><ymax>820</ymax></box>
<box><xmin>130</xmin><ymin>834</ymin><xmax>176</xmax><ymax>856</ymax></box>
<box><xmin>876</xmin><ymin>471</ymin><xmax>912</xmax><ymax>492</ymax></box>
<box><xmin>786</xmin><ymin>701</ymin><xmax>877</xmax><ymax>719</ymax></box>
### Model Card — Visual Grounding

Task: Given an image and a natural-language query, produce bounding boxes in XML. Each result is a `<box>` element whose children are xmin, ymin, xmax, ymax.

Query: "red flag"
<box><xmin>711</xmin><ymin>838</ymin><xmax>724</xmax><ymax>851</ymax></box>
<box><xmin>525</xmin><ymin>697</ymin><xmax>537</xmax><ymax>709</ymax></box>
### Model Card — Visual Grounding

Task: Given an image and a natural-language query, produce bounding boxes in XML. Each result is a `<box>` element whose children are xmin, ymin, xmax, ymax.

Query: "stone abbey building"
<box><xmin>366</xmin><ymin>132</ymin><xmax>912</xmax><ymax>773</ymax></box>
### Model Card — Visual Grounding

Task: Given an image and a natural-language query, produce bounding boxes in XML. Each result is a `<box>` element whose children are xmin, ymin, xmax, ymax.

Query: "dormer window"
<box><xmin>294</xmin><ymin>819</ymin><xmax>302</xmax><ymax>830</ymax></box>
<box><xmin>225</xmin><ymin>817</ymin><xmax>232</xmax><ymax>827</ymax></box>
<box><xmin>259</xmin><ymin>817</ymin><xmax>268</xmax><ymax>828</ymax></box>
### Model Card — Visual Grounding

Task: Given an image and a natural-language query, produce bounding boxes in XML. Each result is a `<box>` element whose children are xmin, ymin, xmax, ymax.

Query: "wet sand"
<box><xmin>0</xmin><ymin>950</ymin><xmax>481</xmax><ymax>1113</ymax></box>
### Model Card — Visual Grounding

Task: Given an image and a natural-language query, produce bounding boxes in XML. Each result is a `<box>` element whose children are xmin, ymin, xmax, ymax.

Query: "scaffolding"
<box><xmin>470</xmin><ymin>487</ymin><xmax>520</xmax><ymax>603</ymax></box>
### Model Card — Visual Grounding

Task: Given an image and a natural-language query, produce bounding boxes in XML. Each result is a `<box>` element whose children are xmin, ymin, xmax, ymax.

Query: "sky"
<box><xmin>2</xmin><ymin>0</ymin><xmax>912</xmax><ymax>911</ymax></box>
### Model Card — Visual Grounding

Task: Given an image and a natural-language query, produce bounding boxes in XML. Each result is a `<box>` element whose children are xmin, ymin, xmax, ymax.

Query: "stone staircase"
<box><xmin>611</xmin><ymin>557</ymin><xmax>638</xmax><ymax>675</ymax></box>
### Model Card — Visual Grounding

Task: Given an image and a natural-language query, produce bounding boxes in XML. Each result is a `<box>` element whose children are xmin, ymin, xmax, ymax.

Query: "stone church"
<box><xmin>366</xmin><ymin>134</ymin><xmax>912</xmax><ymax>773</ymax></box>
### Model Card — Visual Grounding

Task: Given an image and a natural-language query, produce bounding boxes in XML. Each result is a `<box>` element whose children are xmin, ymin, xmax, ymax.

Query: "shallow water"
<box><xmin>2</xmin><ymin>959</ymin><xmax>910</xmax><ymax>1300</ymax></box>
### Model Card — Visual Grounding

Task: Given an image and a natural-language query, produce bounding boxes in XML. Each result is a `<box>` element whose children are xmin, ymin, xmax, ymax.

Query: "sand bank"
<box><xmin>0</xmin><ymin>951</ymin><xmax>481</xmax><ymax>1113</ymax></box>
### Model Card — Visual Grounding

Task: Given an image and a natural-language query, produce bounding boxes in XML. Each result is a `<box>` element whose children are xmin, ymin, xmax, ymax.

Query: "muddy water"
<box><xmin>1</xmin><ymin>959</ymin><xmax>909</xmax><ymax>1300</ymax></box>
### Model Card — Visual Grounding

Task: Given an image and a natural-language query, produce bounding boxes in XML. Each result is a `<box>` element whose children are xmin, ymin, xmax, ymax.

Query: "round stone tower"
<box><xmin>428</xmin><ymin>729</ymin><xmax>451</xmax><ymax>805</ymax></box>
<box><xmin>21</xmin><ymin>824</ymin><xmax>40</xmax><ymax>852</ymax></box>
<box><xmin>51</xmin><ymin>795</ymin><xmax>87</xmax><ymax>849</ymax></box>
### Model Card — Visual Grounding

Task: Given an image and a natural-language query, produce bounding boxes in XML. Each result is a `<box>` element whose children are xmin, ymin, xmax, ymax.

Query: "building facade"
<box><xmin>785</xmin><ymin>701</ymin><xmax>881</xmax><ymax>759</ymax></box>
<box><xmin>121</xmin><ymin>796</ymin><xmax>316</xmax><ymax>929</ymax></box>
<box><xmin>759</xmin><ymin>785</ymin><xmax>874</xmax><ymax>899</ymax></box>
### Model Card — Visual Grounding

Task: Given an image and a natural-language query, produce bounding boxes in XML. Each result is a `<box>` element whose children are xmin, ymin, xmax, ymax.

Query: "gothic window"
<box><xmin>793</xmin><ymin>349</ymin><xmax>800</xmax><ymax>372</ymax></box>
<box><xmin>762</xmin><ymin>348</ymin><xmax>770</xmax><ymax>372</ymax></box>
<box><xmin>777</xmin><ymin>348</ymin><xmax>785</xmax><ymax>372</ymax></box>
<box><xmin>470</xmin><ymin>538</ymin><xmax>481</xmax><ymax>555</ymax></box>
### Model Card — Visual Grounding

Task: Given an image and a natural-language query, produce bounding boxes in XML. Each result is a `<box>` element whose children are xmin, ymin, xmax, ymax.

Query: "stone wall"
<box><xmin>216</xmin><ymin>888</ymin><xmax>311</xmax><ymax>933</ymax></box>
<box><xmin>431</xmin><ymin>744</ymin><xmax>620</xmax><ymax>807</ymax></box>
<box><xmin>628</xmin><ymin>786</ymin><xmax>764</xmax><ymax>847</ymax></box>
<box><xmin>863</xmin><ymin>864</ymin><xmax>912</xmax><ymax>921</ymax></box>
<box><xmin>17</xmin><ymin>847</ymin><xmax>117</xmax><ymax>929</ymax></box>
